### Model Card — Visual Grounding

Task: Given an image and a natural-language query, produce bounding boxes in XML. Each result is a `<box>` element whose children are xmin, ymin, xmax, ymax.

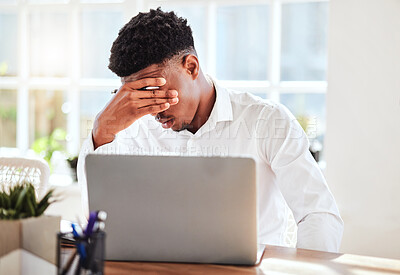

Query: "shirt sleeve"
<box><xmin>258</xmin><ymin>104</ymin><xmax>344</xmax><ymax>252</ymax></box>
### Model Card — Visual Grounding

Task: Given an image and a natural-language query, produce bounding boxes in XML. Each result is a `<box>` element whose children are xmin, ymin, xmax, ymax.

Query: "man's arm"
<box><xmin>92</xmin><ymin>77</ymin><xmax>178</xmax><ymax>149</ymax></box>
<box><xmin>258</xmin><ymin>104</ymin><xmax>343</xmax><ymax>252</ymax></box>
<box><xmin>297</xmin><ymin>212</ymin><xmax>344</xmax><ymax>252</ymax></box>
<box><xmin>77</xmin><ymin>77</ymin><xmax>179</xmax><ymax>217</ymax></box>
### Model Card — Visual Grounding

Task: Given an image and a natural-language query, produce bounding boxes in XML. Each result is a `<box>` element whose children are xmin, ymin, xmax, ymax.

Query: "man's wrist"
<box><xmin>92</xmin><ymin>127</ymin><xmax>115</xmax><ymax>150</ymax></box>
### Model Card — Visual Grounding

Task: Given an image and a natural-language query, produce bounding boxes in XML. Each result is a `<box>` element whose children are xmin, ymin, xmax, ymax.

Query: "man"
<box><xmin>78</xmin><ymin>8</ymin><xmax>343</xmax><ymax>252</ymax></box>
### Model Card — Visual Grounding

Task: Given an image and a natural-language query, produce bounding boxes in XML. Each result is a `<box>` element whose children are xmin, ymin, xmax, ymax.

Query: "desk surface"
<box><xmin>105</xmin><ymin>245</ymin><xmax>400</xmax><ymax>274</ymax></box>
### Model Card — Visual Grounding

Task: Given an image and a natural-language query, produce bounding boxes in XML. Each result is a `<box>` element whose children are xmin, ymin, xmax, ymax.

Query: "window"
<box><xmin>81</xmin><ymin>10</ymin><xmax>123</xmax><ymax>78</ymax></box>
<box><xmin>216</xmin><ymin>5</ymin><xmax>269</xmax><ymax>81</ymax></box>
<box><xmin>0</xmin><ymin>0</ymin><xmax>329</xmax><ymax>161</ymax></box>
<box><xmin>281</xmin><ymin>2</ymin><xmax>328</xmax><ymax>81</ymax></box>
<box><xmin>0</xmin><ymin>89</ymin><xmax>17</xmax><ymax>147</ymax></box>
<box><xmin>79</xmin><ymin>90</ymin><xmax>112</xmax><ymax>142</ymax></box>
<box><xmin>29</xmin><ymin>12</ymin><xmax>69</xmax><ymax>77</ymax></box>
<box><xmin>162</xmin><ymin>4</ymin><xmax>207</xmax><ymax>68</ymax></box>
<box><xmin>0</xmin><ymin>12</ymin><xmax>17</xmax><ymax>76</ymax></box>
<box><xmin>28</xmin><ymin>89</ymin><xmax>67</xmax><ymax>146</ymax></box>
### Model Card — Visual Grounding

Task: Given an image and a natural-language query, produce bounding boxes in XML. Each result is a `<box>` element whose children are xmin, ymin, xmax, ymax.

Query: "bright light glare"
<box><xmin>61</xmin><ymin>102</ymin><xmax>71</xmax><ymax>114</ymax></box>
<box><xmin>30</xmin><ymin>12</ymin><xmax>68</xmax><ymax>77</ymax></box>
<box><xmin>260</xmin><ymin>258</ymin><xmax>340</xmax><ymax>274</ymax></box>
<box><xmin>332</xmin><ymin>254</ymin><xmax>400</xmax><ymax>272</ymax></box>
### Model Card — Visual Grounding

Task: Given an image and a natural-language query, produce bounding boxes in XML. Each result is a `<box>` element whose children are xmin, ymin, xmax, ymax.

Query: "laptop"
<box><xmin>85</xmin><ymin>154</ymin><xmax>264</xmax><ymax>265</ymax></box>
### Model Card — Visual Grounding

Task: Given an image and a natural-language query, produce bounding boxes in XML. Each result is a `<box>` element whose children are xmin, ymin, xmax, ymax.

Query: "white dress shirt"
<box><xmin>77</xmin><ymin>78</ymin><xmax>344</xmax><ymax>252</ymax></box>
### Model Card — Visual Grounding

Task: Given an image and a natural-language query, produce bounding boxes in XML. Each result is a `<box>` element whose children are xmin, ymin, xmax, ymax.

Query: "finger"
<box><xmin>137</xmin><ymin>97</ymin><xmax>179</xmax><ymax>109</ymax></box>
<box><xmin>138</xmin><ymin>103</ymin><xmax>170</xmax><ymax>116</ymax></box>
<box><xmin>129</xmin><ymin>89</ymin><xmax>178</xmax><ymax>99</ymax></box>
<box><xmin>125</xmin><ymin>78</ymin><xmax>166</xmax><ymax>90</ymax></box>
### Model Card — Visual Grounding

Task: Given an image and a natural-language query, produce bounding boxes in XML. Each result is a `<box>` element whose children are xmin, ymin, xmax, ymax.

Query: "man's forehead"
<box><xmin>122</xmin><ymin>64</ymin><xmax>165</xmax><ymax>83</ymax></box>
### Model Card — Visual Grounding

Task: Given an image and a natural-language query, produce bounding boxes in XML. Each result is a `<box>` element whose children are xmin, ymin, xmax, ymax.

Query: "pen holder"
<box><xmin>57</xmin><ymin>231</ymin><xmax>106</xmax><ymax>275</ymax></box>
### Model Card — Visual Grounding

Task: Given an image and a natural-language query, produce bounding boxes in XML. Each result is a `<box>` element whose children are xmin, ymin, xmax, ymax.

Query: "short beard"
<box><xmin>178</xmin><ymin>122</ymin><xmax>193</xmax><ymax>132</ymax></box>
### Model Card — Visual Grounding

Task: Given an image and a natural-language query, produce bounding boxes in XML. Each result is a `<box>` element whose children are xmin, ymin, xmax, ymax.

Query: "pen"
<box><xmin>96</xmin><ymin>211</ymin><xmax>107</xmax><ymax>222</ymax></box>
<box><xmin>72</xmin><ymin>222</ymin><xmax>84</xmax><ymax>237</ymax></box>
<box><xmin>71</xmin><ymin>223</ymin><xmax>87</xmax><ymax>261</ymax></box>
<box><xmin>141</xmin><ymin>86</ymin><xmax>159</xmax><ymax>90</ymax></box>
<box><xmin>85</xmin><ymin>212</ymin><xmax>98</xmax><ymax>237</ymax></box>
<box><xmin>71</xmin><ymin>223</ymin><xmax>81</xmax><ymax>238</ymax></box>
<box><xmin>93</xmin><ymin>211</ymin><xmax>107</xmax><ymax>232</ymax></box>
<box><xmin>112</xmin><ymin>86</ymin><xmax>159</xmax><ymax>94</ymax></box>
<box><xmin>94</xmin><ymin>221</ymin><xmax>105</xmax><ymax>232</ymax></box>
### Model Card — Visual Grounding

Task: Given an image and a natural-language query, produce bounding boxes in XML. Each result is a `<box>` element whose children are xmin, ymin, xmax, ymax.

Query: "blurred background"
<box><xmin>0</xmin><ymin>0</ymin><xmax>328</xmax><ymax>160</ymax></box>
<box><xmin>1</xmin><ymin>0</ymin><xmax>399</xmax><ymax>260</ymax></box>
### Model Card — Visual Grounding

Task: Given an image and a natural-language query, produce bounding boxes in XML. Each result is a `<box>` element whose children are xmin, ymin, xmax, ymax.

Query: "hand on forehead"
<box><xmin>121</xmin><ymin>64</ymin><xmax>166</xmax><ymax>85</ymax></box>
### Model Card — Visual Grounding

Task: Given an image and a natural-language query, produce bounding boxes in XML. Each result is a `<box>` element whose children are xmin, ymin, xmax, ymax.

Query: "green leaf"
<box><xmin>7</xmin><ymin>209</ymin><xmax>16</xmax><ymax>219</ymax></box>
<box><xmin>23</xmin><ymin>186</ymin><xmax>36</xmax><ymax>217</ymax></box>
<box><xmin>15</xmin><ymin>186</ymin><xmax>29</xmax><ymax>212</ymax></box>
<box><xmin>31</xmin><ymin>137</ymin><xmax>49</xmax><ymax>154</ymax></box>
<box><xmin>51</xmin><ymin>128</ymin><xmax>67</xmax><ymax>141</ymax></box>
<box><xmin>36</xmin><ymin>201</ymin><xmax>50</xmax><ymax>216</ymax></box>
<box><xmin>27</xmin><ymin>185</ymin><xmax>37</xmax><ymax>211</ymax></box>
<box><xmin>0</xmin><ymin>182</ymin><xmax>59</xmax><ymax>220</ymax></box>
<box><xmin>38</xmin><ymin>189</ymin><xmax>54</xmax><ymax>209</ymax></box>
<box><xmin>18</xmin><ymin>212</ymin><xmax>28</xmax><ymax>219</ymax></box>
<box><xmin>26</xmin><ymin>197</ymin><xmax>36</xmax><ymax>217</ymax></box>
<box><xmin>0</xmin><ymin>208</ymin><xmax>6</xmax><ymax>218</ymax></box>
<box><xmin>10</xmin><ymin>186</ymin><xmax>22</xmax><ymax>207</ymax></box>
<box><xmin>0</xmin><ymin>193</ymin><xmax>5</xmax><ymax>208</ymax></box>
<box><xmin>4</xmin><ymin>193</ymin><xmax>11</xmax><ymax>209</ymax></box>
<box><xmin>30</xmin><ymin>128</ymin><xmax>67</xmax><ymax>171</ymax></box>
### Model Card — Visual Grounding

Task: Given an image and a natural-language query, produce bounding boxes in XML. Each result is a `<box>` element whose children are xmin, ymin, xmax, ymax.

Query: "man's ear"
<box><xmin>182</xmin><ymin>54</ymin><xmax>199</xmax><ymax>80</ymax></box>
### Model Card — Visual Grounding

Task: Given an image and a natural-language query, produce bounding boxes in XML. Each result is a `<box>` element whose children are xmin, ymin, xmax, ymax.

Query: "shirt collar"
<box><xmin>208</xmin><ymin>76</ymin><xmax>233</xmax><ymax>124</ymax></box>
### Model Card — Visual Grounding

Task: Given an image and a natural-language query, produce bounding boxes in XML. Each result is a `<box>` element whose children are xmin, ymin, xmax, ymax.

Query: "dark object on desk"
<box><xmin>67</xmin><ymin>156</ymin><xmax>78</xmax><ymax>182</ymax></box>
<box><xmin>309</xmin><ymin>139</ymin><xmax>322</xmax><ymax>163</ymax></box>
<box><xmin>57</xmin><ymin>231</ymin><xmax>106</xmax><ymax>275</ymax></box>
<box><xmin>310</xmin><ymin>148</ymin><xmax>320</xmax><ymax>162</ymax></box>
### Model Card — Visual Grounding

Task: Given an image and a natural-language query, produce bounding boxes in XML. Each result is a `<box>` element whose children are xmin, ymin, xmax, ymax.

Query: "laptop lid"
<box><xmin>85</xmin><ymin>154</ymin><xmax>258</xmax><ymax>265</ymax></box>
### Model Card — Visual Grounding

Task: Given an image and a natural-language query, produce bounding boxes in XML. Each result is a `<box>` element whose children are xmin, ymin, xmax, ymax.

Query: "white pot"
<box><xmin>0</xmin><ymin>215</ymin><xmax>60</xmax><ymax>264</ymax></box>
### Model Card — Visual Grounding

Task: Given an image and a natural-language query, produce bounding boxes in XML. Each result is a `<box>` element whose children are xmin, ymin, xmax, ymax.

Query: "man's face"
<box><xmin>122</xmin><ymin>63</ymin><xmax>198</xmax><ymax>132</ymax></box>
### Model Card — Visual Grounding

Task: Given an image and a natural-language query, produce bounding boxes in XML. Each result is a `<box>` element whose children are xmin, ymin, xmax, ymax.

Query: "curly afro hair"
<box><xmin>108</xmin><ymin>8</ymin><xmax>196</xmax><ymax>77</ymax></box>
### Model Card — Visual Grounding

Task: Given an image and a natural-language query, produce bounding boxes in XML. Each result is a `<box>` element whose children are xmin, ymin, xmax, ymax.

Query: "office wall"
<box><xmin>326</xmin><ymin>0</ymin><xmax>400</xmax><ymax>258</ymax></box>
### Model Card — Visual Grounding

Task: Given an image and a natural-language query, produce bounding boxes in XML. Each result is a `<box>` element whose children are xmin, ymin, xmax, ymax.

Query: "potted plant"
<box><xmin>31</xmin><ymin>128</ymin><xmax>67</xmax><ymax>172</ymax></box>
<box><xmin>32</xmin><ymin>128</ymin><xmax>79</xmax><ymax>181</ymax></box>
<box><xmin>0</xmin><ymin>183</ymin><xmax>61</xmax><ymax>264</ymax></box>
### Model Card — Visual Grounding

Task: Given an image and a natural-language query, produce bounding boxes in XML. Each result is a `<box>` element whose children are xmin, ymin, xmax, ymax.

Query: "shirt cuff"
<box><xmin>296</xmin><ymin>212</ymin><xmax>344</xmax><ymax>253</ymax></box>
